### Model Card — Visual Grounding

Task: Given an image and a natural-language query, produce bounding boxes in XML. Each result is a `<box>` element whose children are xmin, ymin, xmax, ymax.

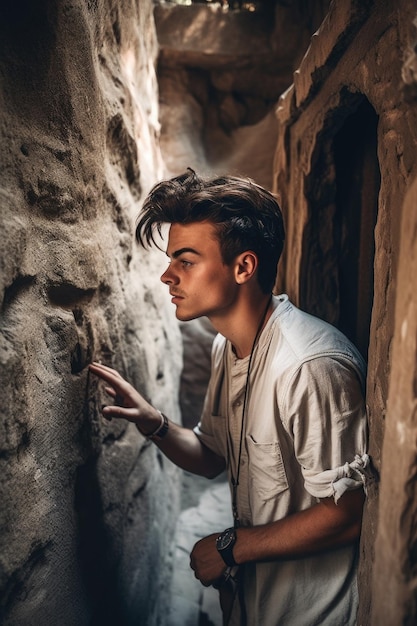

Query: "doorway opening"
<box><xmin>301</xmin><ymin>94</ymin><xmax>380</xmax><ymax>359</ymax></box>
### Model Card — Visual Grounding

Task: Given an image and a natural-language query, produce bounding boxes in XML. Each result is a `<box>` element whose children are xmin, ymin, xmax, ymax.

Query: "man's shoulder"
<box><xmin>271</xmin><ymin>295</ymin><xmax>366</xmax><ymax>375</ymax></box>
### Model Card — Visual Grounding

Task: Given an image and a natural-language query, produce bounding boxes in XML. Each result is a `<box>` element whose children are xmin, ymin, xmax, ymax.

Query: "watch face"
<box><xmin>217</xmin><ymin>528</ymin><xmax>235</xmax><ymax>550</ymax></box>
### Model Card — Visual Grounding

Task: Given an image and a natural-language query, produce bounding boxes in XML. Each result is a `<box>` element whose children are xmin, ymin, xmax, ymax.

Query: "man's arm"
<box><xmin>190</xmin><ymin>488</ymin><xmax>365</xmax><ymax>586</ymax></box>
<box><xmin>89</xmin><ymin>362</ymin><xmax>225</xmax><ymax>479</ymax></box>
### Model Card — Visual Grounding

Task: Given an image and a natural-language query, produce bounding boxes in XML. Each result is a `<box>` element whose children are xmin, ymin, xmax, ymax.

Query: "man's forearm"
<box><xmin>233</xmin><ymin>489</ymin><xmax>365</xmax><ymax>565</ymax></box>
<box><xmin>151</xmin><ymin>418</ymin><xmax>226</xmax><ymax>478</ymax></box>
<box><xmin>190</xmin><ymin>489</ymin><xmax>365</xmax><ymax>587</ymax></box>
<box><xmin>88</xmin><ymin>362</ymin><xmax>225</xmax><ymax>479</ymax></box>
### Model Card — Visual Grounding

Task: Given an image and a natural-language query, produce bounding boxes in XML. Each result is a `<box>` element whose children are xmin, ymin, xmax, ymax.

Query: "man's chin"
<box><xmin>175</xmin><ymin>309</ymin><xmax>199</xmax><ymax>322</ymax></box>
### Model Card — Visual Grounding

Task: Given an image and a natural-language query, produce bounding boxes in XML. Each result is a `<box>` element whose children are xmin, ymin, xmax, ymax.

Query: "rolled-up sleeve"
<box><xmin>302</xmin><ymin>454</ymin><xmax>371</xmax><ymax>502</ymax></box>
<box><xmin>283</xmin><ymin>356</ymin><xmax>369</xmax><ymax>502</ymax></box>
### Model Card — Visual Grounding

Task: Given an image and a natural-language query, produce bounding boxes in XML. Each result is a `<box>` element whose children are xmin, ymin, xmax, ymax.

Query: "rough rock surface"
<box><xmin>370</xmin><ymin>11</ymin><xmax>417</xmax><ymax>623</ymax></box>
<box><xmin>371</xmin><ymin>175</ymin><xmax>417</xmax><ymax>626</ymax></box>
<box><xmin>272</xmin><ymin>0</ymin><xmax>417</xmax><ymax>623</ymax></box>
<box><xmin>0</xmin><ymin>2</ymin><xmax>182</xmax><ymax>624</ymax></box>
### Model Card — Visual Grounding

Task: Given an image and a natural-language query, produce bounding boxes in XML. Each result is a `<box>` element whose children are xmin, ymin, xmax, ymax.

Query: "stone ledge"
<box><xmin>293</xmin><ymin>0</ymin><xmax>373</xmax><ymax>108</ymax></box>
<box><xmin>154</xmin><ymin>3</ymin><xmax>273</xmax><ymax>58</ymax></box>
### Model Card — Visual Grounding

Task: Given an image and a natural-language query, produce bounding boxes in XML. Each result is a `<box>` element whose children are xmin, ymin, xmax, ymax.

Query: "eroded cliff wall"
<box><xmin>273</xmin><ymin>1</ymin><xmax>417</xmax><ymax>622</ymax></box>
<box><xmin>0</xmin><ymin>1</ymin><xmax>181</xmax><ymax>624</ymax></box>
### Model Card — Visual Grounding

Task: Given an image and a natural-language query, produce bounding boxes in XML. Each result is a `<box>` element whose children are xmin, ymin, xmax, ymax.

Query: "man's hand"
<box><xmin>190</xmin><ymin>533</ymin><xmax>227</xmax><ymax>587</ymax></box>
<box><xmin>89</xmin><ymin>362</ymin><xmax>161</xmax><ymax>434</ymax></box>
<box><xmin>89</xmin><ymin>362</ymin><xmax>226</xmax><ymax>478</ymax></box>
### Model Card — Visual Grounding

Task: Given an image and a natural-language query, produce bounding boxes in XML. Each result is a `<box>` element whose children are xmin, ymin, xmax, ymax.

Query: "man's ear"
<box><xmin>234</xmin><ymin>251</ymin><xmax>258</xmax><ymax>284</ymax></box>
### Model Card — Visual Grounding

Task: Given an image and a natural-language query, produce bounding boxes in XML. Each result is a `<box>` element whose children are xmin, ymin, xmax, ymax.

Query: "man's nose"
<box><xmin>160</xmin><ymin>265</ymin><xmax>177</xmax><ymax>285</ymax></box>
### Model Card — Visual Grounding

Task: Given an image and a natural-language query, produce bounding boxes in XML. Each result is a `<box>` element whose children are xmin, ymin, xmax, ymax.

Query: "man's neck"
<box><xmin>209</xmin><ymin>293</ymin><xmax>273</xmax><ymax>359</ymax></box>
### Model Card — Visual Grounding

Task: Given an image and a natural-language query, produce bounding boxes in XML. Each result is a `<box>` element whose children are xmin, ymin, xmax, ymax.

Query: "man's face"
<box><xmin>160</xmin><ymin>221</ymin><xmax>239</xmax><ymax>322</ymax></box>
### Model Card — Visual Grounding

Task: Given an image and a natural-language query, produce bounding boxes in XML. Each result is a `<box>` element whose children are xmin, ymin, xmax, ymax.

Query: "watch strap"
<box><xmin>216</xmin><ymin>527</ymin><xmax>237</xmax><ymax>567</ymax></box>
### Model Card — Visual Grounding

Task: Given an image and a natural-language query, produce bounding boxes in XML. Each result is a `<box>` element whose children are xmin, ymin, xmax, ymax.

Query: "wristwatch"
<box><xmin>216</xmin><ymin>527</ymin><xmax>237</xmax><ymax>567</ymax></box>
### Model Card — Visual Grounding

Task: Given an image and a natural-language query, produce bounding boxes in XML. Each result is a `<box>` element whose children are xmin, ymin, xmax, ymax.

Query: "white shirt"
<box><xmin>195</xmin><ymin>295</ymin><xmax>370</xmax><ymax>625</ymax></box>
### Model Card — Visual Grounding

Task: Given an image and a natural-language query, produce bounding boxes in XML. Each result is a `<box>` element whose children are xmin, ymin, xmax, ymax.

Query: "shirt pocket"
<box><xmin>246</xmin><ymin>435</ymin><xmax>289</xmax><ymax>501</ymax></box>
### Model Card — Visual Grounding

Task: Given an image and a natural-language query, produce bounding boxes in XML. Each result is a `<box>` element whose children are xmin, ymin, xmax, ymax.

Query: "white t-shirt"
<box><xmin>194</xmin><ymin>295</ymin><xmax>369</xmax><ymax>625</ymax></box>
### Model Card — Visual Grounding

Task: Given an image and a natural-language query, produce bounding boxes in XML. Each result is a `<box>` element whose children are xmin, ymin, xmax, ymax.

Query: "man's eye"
<box><xmin>181</xmin><ymin>260</ymin><xmax>193</xmax><ymax>267</ymax></box>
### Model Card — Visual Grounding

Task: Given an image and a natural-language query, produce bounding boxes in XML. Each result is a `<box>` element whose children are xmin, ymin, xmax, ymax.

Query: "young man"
<box><xmin>89</xmin><ymin>170</ymin><xmax>370</xmax><ymax>625</ymax></box>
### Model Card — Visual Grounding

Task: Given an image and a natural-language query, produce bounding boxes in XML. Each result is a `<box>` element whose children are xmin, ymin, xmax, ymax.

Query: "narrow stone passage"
<box><xmin>167</xmin><ymin>473</ymin><xmax>233</xmax><ymax>626</ymax></box>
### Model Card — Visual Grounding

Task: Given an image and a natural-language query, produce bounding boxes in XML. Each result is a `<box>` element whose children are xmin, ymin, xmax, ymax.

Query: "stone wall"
<box><xmin>273</xmin><ymin>0</ymin><xmax>417</xmax><ymax>623</ymax></box>
<box><xmin>0</xmin><ymin>1</ymin><xmax>182</xmax><ymax>624</ymax></box>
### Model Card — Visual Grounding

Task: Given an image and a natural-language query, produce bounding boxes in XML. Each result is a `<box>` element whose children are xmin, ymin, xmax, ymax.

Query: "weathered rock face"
<box><xmin>370</xmin><ymin>17</ymin><xmax>417</xmax><ymax>624</ymax></box>
<box><xmin>0</xmin><ymin>1</ymin><xmax>181</xmax><ymax>624</ymax></box>
<box><xmin>273</xmin><ymin>0</ymin><xmax>417</xmax><ymax>622</ymax></box>
<box><xmin>372</xmin><ymin>177</ymin><xmax>417</xmax><ymax>626</ymax></box>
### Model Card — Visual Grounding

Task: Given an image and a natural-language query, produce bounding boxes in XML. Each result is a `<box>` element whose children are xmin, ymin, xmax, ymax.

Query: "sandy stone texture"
<box><xmin>0</xmin><ymin>2</ymin><xmax>182</xmax><ymax>624</ymax></box>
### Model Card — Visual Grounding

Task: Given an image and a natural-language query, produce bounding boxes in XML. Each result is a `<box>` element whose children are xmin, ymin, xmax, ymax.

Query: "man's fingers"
<box><xmin>102</xmin><ymin>405</ymin><xmax>138</xmax><ymax>421</ymax></box>
<box><xmin>90</xmin><ymin>362</ymin><xmax>124</xmax><ymax>380</ymax></box>
<box><xmin>91</xmin><ymin>361</ymin><xmax>117</xmax><ymax>372</ymax></box>
<box><xmin>89</xmin><ymin>364</ymin><xmax>133</xmax><ymax>395</ymax></box>
<box><xmin>103</xmin><ymin>387</ymin><xmax>124</xmax><ymax>405</ymax></box>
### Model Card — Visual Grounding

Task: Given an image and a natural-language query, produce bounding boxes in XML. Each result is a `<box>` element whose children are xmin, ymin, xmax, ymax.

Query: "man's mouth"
<box><xmin>170</xmin><ymin>292</ymin><xmax>184</xmax><ymax>303</ymax></box>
